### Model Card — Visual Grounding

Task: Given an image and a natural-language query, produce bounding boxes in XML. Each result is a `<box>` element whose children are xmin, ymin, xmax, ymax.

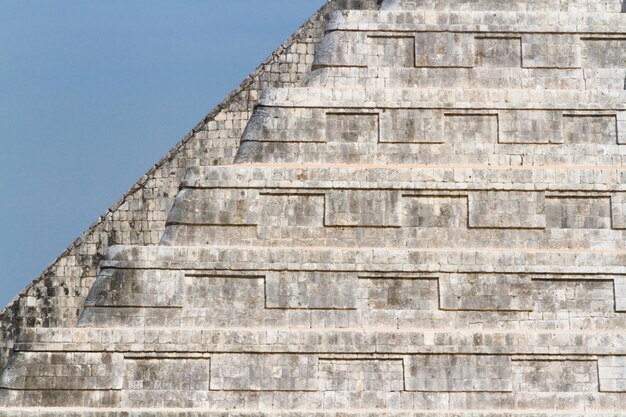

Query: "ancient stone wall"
<box><xmin>1</xmin><ymin>0</ymin><xmax>626</xmax><ymax>414</ymax></box>
<box><xmin>0</xmin><ymin>0</ymin><xmax>380</xmax><ymax>370</ymax></box>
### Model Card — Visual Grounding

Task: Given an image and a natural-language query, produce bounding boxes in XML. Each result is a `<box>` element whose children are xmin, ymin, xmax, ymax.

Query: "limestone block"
<box><xmin>379</xmin><ymin>109</ymin><xmax>444</xmax><ymax>143</ymax></box>
<box><xmin>615</xmin><ymin>278</ymin><xmax>626</xmax><ymax>312</ymax></box>
<box><xmin>313</xmin><ymin>31</ymin><xmax>369</xmax><ymax>68</ymax></box>
<box><xmin>265</xmin><ymin>271</ymin><xmax>357</xmax><ymax>310</ymax></box>
<box><xmin>599</xmin><ymin>356</ymin><xmax>626</xmax><ymax>392</ymax></box>
<box><xmin>522</xmin><ymin>34</ymin><xmax>581</xmax><ymax>69</ymax></box>
<box><xmin>611</xmin><ymin>193</ymin><xmax>626</xmax><ymax>229</ymax></box>
<box><xmin>403</xmin><ymin>196</ymin><xmax>468</xmax><ymax>228</ymax></box>
<box><xmin>415</xmin><ymin>33</ymin><xmax>475</xmax><ymax>68</ymax></box>
<box><xmin>359</xmin><ymin>277</ymin><xmax>439</xmax><ymax>310</ymax></box>
<box><xmin>468</xmin><ymin>191</ymin><xmax>546</xmax><ymax>229</ymax></box>
<box><xmin>210</xmin><ymin>354</ymin><xmax>318</xmax><ymax>391</ymax></box>
<box><xmin>582</xmin><ymin>39</ymin><xmax>626</xmax><ymax>68</ymax></box>
<box><xmin>241</xmin><ymin>107</ymin><xmax>326</xmax><ymax>143</ymax></box>
<box><xmin>546</xmin><ymin>197</ymin><xmax>611</xmax><ymax>229</ymax></box>
<box><xmin>533</xmin><ymin>279</ymin><xmax>615</xmax><ymax>312</ymax></box>
<box><xmin>564</xmin><ymin>114</ymin><xmax>618</xmax><ymax>144</ymax></box>
<box><xmin>475</xmin><ymin>37</ymin><xmax>522</xmax><ymax>68</ymax></box>
<box><xmin>326</xmin><ymin>112</ymin><xmax>379</xmax><ymax>143</ymax></box>
<box><xmin>259</xmin><ymin>193</ymin><xmax>325</xmax><ymax>230</ymax></box>
<box><xmin>83</xmin><ymin>269</ymin><xmax>184</xmax><ymax>308</ymax></box>
<box><xmin>0</xmin><ymin>352</ymin><xmax>123</xmax><ymax>390</ymax></box>
<box><xmin>498</xmin><ymin>111</ymin><xmax>564</xmax><ymax>144</ymax></box>
<box><xmin>368</xmin><ymin>35</ymin><xmax>416</xmax><ymax>67</ymax></box>
<box><xmin>405</xmin><ymin>355</ymin><xmax>513</xmax><ymax>392</ymax></box>
<box><xmin>444</xmin><ymin>113</ymin><xmax>499</xmax><ymax>144</ymax></box>
<box><xmin>617</xmin><ymin>112</ymin><xmax>626</xmax><ymax>145</ymax></box>
<box><xmin>325</xmin><ymin>190</ymin><xmax>402</xmax><ymax>227</ymax></box>
<box><xmin>513</xmin><ymin>360</ymin><xmax>598</xmax><ymax>392</ymax></box>
<box><xmin>439</xmin><ymin>274</ymin><xmax>533</xmax><ymax>312</ymax></box>
<box><xmin>166</xmin><ymin>188</ymin><xmax>259</xmax><ymax>226</ymax></box>
<box><xmin>124</xmin><ymin>357</ymin><xmax>210</xmax><ymax>392</ymax></box>
<box><xmin>318</xmin><ymin>358</ymin><xmax>404</xmax><ymax>391</ymax></box>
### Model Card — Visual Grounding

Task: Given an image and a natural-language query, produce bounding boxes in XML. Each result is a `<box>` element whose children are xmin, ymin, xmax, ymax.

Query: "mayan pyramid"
<box><xmin>2</xmin><ymin>0</ymin><xmax>626</xmax><ymax>414</ymax></box>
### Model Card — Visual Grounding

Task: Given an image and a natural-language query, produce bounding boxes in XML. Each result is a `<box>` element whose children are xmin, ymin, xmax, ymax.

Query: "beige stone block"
<box><xmin>415</xmin><ymin>32</ymin><xmax>475</xmax><ymax>68</ymax></box>
<box><xmin>522</xmin><ymin>34</ymin><xmax>581</xmax><ymax>69</ymax></box>
<box><xmin>469</xmin><ymin>191</ymin><xmax>546</xmax><ymax>229</ymax></box>
<box><xmin>405</xmin><ymin>355</ymin><xmax>513</xmax><ymax>392</ymax></box>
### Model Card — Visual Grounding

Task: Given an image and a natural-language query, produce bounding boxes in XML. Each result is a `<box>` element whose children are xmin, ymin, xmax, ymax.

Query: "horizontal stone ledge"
<box><xmin>326</xmin><ymin>10</ymin><xmax>626</xmax><ymax>34</ymax></box>
<box><xmin>257</xmin><ymin>88</ymin><xmax>626</xmax><ymax>110</ymax></box>
<box><xmin>101</xmin><ymin>245</ymin><xmax>626</xmax><ymax>275</ymax></box>
<box><xmin>180</xmin><ymin>165</ymin><xmax>626</xmax><ymax>191</ymax></box>
<box><xmin>14</xmin><ymin>328</ymin><xmax>626</xmax><ymax>356</ymax></box>
<box><xmin>2</xmin><ymin>410</ymin><xmax>626</xmax><ymax>417</ymax></box>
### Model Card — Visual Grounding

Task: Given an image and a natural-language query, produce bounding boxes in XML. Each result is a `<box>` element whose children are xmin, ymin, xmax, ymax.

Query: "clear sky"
<box><xmin>0</xmin><ymin>0</ymin><xmax>323</xmax><ymax>308</ymax></box>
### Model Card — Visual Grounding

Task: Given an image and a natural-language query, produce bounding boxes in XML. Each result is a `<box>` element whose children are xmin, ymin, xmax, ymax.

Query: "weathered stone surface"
<box><xmin>2</xmin><ymin>0</ymin><xmax>626</xmax><ymax>414</ymax></box>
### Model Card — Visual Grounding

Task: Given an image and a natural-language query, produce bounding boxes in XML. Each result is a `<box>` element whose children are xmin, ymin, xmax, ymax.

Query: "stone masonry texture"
<box><xmin>1</xmin><ymin>0</ymin><xmax>626</xmax><ymax>415</ymax></box>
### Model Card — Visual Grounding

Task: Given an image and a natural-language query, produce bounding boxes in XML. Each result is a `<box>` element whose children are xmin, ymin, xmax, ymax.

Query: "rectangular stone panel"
<box><xmin>468</xmin><ymin>191</ymin><xmax>546</xmax><ymax>229</ymax></box>
<box><xmin>439</xmin><ymin>274</ymin><xmax>533</xmax><ymax>312</ymax></box>
<box><xmin>522</xmin><ymin>34</ymin><xmax>581</xmax><ymax>69</ymax></box>
<box><xmin>533</xmin><ymin>279</ymin><xmax>615</xmax><ymax>313</ymax></box>
<box><xmin>474</xmin><ymin>37</ymin><xmax>522</xmax><ymax>67</ymax></box>
<box><xmin>368</xmin><ymin>35</ymin><xmax>416</xmax><ymax>67</ymax></box>
<box><xmin>513</xmin><ymin>360</ymin><xmax>598</xmax><ymax>393</ymax></box>
<box><xmin>598</xmin><ymin>356</ymin><xmax>626</xmax><ymax>392</ymax></box>
<box><xmin>84</xmin><ymin>269</ymin><xmax>184</xmax><ymax>308</ymax></box>
<box><xmin>444</xmin><ymin>113</ymin><xmax>498</xmax><ymax>144</ymax></box>
<box><xmin>242</xmin><ymin>107</ymin><xmax>326</xmax><ymax>143</ymax></box>
<box><xmin>210</xmin><ymin>354</ymin><xmax>318</xmax><ymax>391</ymax></box>
<box><xmin>259</xmin><ymin>193</ymin><xmax>325</xmax><ymax>229</ymax></box>
<box><xmin>0</xmin><ymin>352</ymin><xmax>123</xmax><ymax>391</ymax></box>
<box><xmin>325</xmin><ymin>190</ymin><xmax>402</xmax><ymax>227</ymax></box>
<box><xmin>326</xmin><ymin>112</ymin><xmax>379</xmax><ymax>143</ymax></box>
<box><xmin>499</xmin><ymin>111</ymin><xmax>564</xmax><ymax>144</ymax></box>
<box><xmin>359</xmin><ymin>277</ymin><xmax>439</xmax><ymax>310</ymax></box>
<box><xmin>265</xmin><ymin>271</ymin><xmax>357</xmax><ymax>310</ymax></box>
<box><xmin>403</xmin><ymin>196</ymin><xmax>468</xmax><ymax>228</ymax></box>
<box><xmin>124</xmin><ymin>358</ymin><xmax>211</xmax><ymax>391</ymax></box>
<box><xmin>185</xmin><ymin>275</ymin><xmax>265</xmax><ymax>310</ymax></box>
<box><xmin>405</xmin><ymin>355</ymin><xmax>512</xmax><ymax>392</ymax></box>
<box><xmin>546</xmin><ymin>197</ymin><xmax>611</xmax><ymax>229</ymax></box>
<box><xmin>615</xmin><ymin>278</ymin><xmax>626</xmax><ymax>312</ymax></box>
<box><xmin>415</xmin><ymin>32</ymin><xmax>475</xmax><ymax>68</ymax></box>
<box><xmin>166</xmin><ymin>188</ymin><xmax>259</xmax><ymax>226</ymax></box>
<box><xmin>318</xmin><ymin>359</ymin><xmax>404</xmax><ymax>392</ymax></box>
<box><xmin>611</xmin><ymin>193</ymin><xmax>626</xmax><ymax>229</ymax></box>
<box><xmin>581</xmin><ymin>38</ymin><xmax>626</xmax><ymax>68</ymax></box>
<box><xmin>563</xmin><ymin>114</ymin><xmax>618</xmax><ymax>144</ymax></box>
<box><xmin>379</xmin><ymin>109</ymin><xmax>444</xmax><ymax>143</ymax></box>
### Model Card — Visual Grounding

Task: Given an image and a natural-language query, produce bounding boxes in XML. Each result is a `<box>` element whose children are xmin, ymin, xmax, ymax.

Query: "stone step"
<box><xmin>14</xmin><ymin>327</ymin><xmax>626</xmax><ymax>355</ymax></box>
<box><xmin>380</xmin><ymin>0</ymin><xmax>625</xmax><ymax>13</ymax></box>
<box><xmin>306</xmin><ymin>67</ymin><xmax>626</xmax><ymax>91</ymax></box>
<box><xmin>257</xmin><ymin>87</ymin><xmax>626</xmax><ymax>110</ymax></box>
<box><xmin>327</xmin><ymin>10</ymin><xmax>626</xmax><ymax>33</ymax></box>
<box><xmin>2</xmin><ymin>410</ymin><xmax>626</xmax><ymax>417</ymax></box>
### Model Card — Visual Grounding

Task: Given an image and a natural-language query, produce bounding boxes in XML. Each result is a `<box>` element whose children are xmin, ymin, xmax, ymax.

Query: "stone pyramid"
<box><xmin>2</xmin><ymin>0</ymin><xmax>626</xmax><ymax>415</ymax></box>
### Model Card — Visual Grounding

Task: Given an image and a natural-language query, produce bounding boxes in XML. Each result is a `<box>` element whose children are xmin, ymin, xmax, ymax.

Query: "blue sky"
<box><xmin>0</xmin><ymin>0</ymin><xmax>323</xmax><ymax>308</ymax></box>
